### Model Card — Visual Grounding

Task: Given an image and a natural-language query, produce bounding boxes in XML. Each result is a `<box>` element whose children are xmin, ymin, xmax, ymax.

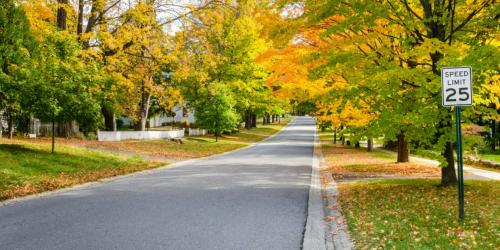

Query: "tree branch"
<box><xmin>446</xmin><ymin>0</ymin><xmax>492</xmax><ymax>40</ymax></box>
<box><xmin>400</xmin><ymin>0</ymin><xmax>423</xmax><ymax>20</ymax></box>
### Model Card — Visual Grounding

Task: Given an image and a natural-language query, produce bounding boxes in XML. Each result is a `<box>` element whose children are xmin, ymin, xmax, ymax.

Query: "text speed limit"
<box><xmin>441</xmin><ymin>67</ymin><xmax>473</xmax><ymax>107</ymax></box>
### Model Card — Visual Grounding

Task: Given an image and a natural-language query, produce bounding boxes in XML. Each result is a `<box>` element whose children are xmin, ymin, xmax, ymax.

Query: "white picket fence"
<box><xmin>97</xmin><ymin>130</ymin><xmax>184</xmax><ymax>142</ymax></box>
<box><xmin>188</xmin><ymin>128</ymin><xmax>207</xmax><ymax>136</ymax></box>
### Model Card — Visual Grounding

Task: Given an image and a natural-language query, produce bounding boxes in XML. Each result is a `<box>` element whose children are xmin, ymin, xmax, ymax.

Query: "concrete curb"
<box><xmin>315</xmin><ymin>133</ymin><xmax>354</xmax><ymax>250</ymax></box>
<box><xmin>303</xmin><ymin>128</ymin><xmax>327</xmax><ymax>250</ymax></box>
<box><xmin>323</xmin><ymin>173</ymin><xmax>354</xmax><ymax>250</ymax></box>
<box><xmin>1</xmin><ymin>120</ymin><xmax>294</xmax><ymax>207</ymax></box>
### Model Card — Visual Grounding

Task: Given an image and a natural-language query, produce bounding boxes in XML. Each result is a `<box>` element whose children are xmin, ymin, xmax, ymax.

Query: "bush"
<box><xmin>463</xmin><ymin>135</ymin><xmax>484</xmax><ymax>154</ymax></box>
<box><xmin>86</xmin><ymin>132</ymin><xmax>97</xmax><ymax>140</ymax></box>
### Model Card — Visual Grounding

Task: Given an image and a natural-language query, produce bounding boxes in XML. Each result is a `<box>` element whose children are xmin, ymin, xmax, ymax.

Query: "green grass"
<box><xmin>318</xmin><ymin>129</ymin><xmax>336</xmax><ymax>144</ymax></box>
<box><xmin>0</xmin><ymin>140</ymin><xmax>160</xmax><ymax>200</ymax></box>
<box><xmin>479</xmin><ymin>153</ymin><xmax>500</xmax><ymax>163</ymax></box>
<box><xmin>339</xmin><ymin>179</ymin><xmax>499</xmax><ymax>249</ymax></box>
<box><xmin>97</xmin><ymin>135</ymin><xmax>252</xmax><ymax>159</ymax></box>
<box><xmin>412</xmin><ymin>148</ymin><xmax>442</xmax><ymax>161</ymax></box>
<box><xmin>351</xmin><ymin>147</ymin><xmax>396</xmax><ymax>160</ymax></box>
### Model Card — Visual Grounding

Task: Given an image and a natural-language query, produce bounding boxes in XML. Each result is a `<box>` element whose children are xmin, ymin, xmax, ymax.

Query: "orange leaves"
<box><xmin>258</xmin><ymin>44</ymin><xmax>327</xmax><ymax>103</ymax></box>
<box><xmin>316</xmin><ymin>98</ymin><xmax>377</xmax><ymax>128</ymax></box>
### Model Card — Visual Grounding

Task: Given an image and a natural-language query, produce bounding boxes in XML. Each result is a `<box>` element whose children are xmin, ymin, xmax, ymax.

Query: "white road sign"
<box><xmin>442</xmin><ymin>66</ymin><xmax>472</xmax><ymax>107</ymax></box>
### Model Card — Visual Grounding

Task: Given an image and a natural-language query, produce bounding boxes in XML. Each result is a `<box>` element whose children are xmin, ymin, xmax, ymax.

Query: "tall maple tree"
<box><xmin>296</xmin><ymin>0</ymin><xmax>498</xmax><ymax>185</ymax></box>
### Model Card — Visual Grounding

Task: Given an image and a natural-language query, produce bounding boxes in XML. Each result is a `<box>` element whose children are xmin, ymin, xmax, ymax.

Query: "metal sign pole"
<box><xmin>455</xmin><ymin>106</ymin><xmax>465</xmax><ymax>220</ymax></box>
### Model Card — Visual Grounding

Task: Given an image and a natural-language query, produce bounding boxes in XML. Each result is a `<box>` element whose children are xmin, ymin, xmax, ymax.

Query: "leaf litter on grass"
<box><xmin>320</xmin><ymin>144</ymin><xmax>499</xmax><ymax>249</ymax></box>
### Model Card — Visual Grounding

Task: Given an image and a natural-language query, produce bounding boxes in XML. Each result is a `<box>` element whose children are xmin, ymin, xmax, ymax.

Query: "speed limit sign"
<box><xmin>441</xmin><ymin>67</ymin><xmax>473</xmax><ymax>106</ymax></box>
<box><xmin>441</xmin><ymin>66</ymin><xmax>472</xmax><ymax>221</ymax></box>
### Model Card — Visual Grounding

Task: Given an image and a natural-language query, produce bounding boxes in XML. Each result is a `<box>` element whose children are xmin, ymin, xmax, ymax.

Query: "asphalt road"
<box><xmin>0</xmin><ymin>117</ymin><xmax>316</xmax><ymax>250</ymax></box>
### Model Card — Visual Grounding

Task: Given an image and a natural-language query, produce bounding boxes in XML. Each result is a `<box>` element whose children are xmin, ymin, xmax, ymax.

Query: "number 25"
<box><xmin>446</xmin><ymin>87</ymin><xmax>469</xmax><ymax>102</ymax></box>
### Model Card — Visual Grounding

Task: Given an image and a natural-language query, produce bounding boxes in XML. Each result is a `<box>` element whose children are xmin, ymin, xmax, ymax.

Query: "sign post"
<box><xmin>441</xmin><ymin>66</ymin><xmax>472</xmax><ymax>221</ymax></box>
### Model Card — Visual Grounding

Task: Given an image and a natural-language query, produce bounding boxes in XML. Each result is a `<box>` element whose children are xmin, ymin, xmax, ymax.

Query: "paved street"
<box><xmin>0</xmin><ymin>117</ymin><xmax>316</xmax><ymax>250</ymax></box>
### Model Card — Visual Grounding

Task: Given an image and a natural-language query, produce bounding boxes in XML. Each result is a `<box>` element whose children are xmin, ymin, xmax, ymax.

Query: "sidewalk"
<box><xmin>378</xmin><ymin>149</ymin><xmax>500</xmax><ymax>181</ymax></box>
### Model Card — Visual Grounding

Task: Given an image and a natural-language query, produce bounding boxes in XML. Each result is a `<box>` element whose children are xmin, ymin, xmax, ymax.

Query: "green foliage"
<box><xmin>0</xmin><ymin>0</ymin><xmax>36</xmax><ymax>121</ymax></box>
<box><xmin>300</xmin><ymin>0</ymin><xmax>498</xmax><ymax>177</ymax></box>
<box><xmin>463</xmin><ymin>135</ymin><xmax>485</xmax><ymax>153</ymax></box>
<box><xmin>173</xmin><ymin>1</ymin><xmax>283</xmax><ymax>125</ymax></box>
<box><xmin>27</xmin><ymin>31</ymin><xmax>101</xmax><ymax>133</ymax></box>
<box><xmin>194</xmin><ymin>83</ymin><xmax>240</xmax><ymax>141</ymax></box>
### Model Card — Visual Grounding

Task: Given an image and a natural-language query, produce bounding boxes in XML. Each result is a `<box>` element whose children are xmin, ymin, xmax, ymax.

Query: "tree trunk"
<box><xmin>51</xmin><ymin>114</ymin><xmax>55</xmax><ymax>154</ymax></box>
<box><xmin>441</xmin><ymin>141</ymin><xmax>458</xmax><ymax>186</ymax></box>
<box><xmin>355</xmin><ymin>142</ymin><xmax>360</xmax><ymax>148</ymax></box>
<box><xmin>244</xmin><ymin>111</ymin><xmax>252</xmax><ymax>129</ymax></box>
<box><xmin>333</xmin><ymin>128</ymin><xmax>337</xmax><ymax>144</ymax></box>
<box><xmin>77</xmin><ymin>0</ymin><xmax>84</xmax><ymax>35</ymax></box>
<box><xmin>397</xmin><ymin>132</ymin><xmax>409</xmax><ymax>162</ymax></box>
<box><xmin>57</xmin><ymin>0</ymin><xmax>68</xmax><ymax>30</ymax></box>
<box><xmin>251</xmin><ymin>114</ymin><xmax>257</xmax><ymax>128</ymax></box>
<box><xmin>135</xmin><ymin>86</ymin><xmax>151</xmax><ymax>131</ymax></box>
<box><xmin>7</xmin><ymin>110</ymin><xmax>13</xmax><ymax>139</ymax></box>
<box><xmin>491</xmin><ymin>119</ymin><xmax>496</xmax><ymax>151</ymax></box>
<box><xmin>0</xmin><ymin>111</ymin><xmax>3</xmax><ymax>138</ymax></box>
<box><xmin>341</xmin><ymin>136</ymin><xmax>345</xmax><ymax>145</ymax></box>
<box><xmin>102</xmin><ymin>107</ymin><xmax>116</xmax><ymax>131</ymax></box>
<box><xmin>263</xmin><ymin>114</ymin><xmax>271</xmax><ymax>125</ymax></box>
<box><xmin>367</xmin><ymin>138</ymin><xmax>373</xmax><ymax>152</ymax></box>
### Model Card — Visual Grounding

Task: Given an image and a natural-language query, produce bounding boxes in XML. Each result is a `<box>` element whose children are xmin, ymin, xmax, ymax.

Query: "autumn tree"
<box><xmin>75</xmin><ymin>0</ymin><xmax>220</xmax><ymax>131</ymax></box>
<box><xmin>98</xmin><ymin>2</ymin><xmax>175</xmax><ymax>131</ymax></box>
<box><xmin>174</xmin><ymin>0</ymin><xmax>278</xmax><ymax>130</ymax></box>
<box><xmin>298</xmin><ymin>0</ymin><xmax>498</xmax><ymax>185</ymax></box>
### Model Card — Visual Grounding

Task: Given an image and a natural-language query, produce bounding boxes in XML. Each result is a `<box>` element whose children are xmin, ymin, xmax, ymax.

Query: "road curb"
<box><xmin>323</xmin><ymin>173</ymin><xmax>354</xmax><ymax>250</ymax></box>
<box><xmin>303</xmin><ymin>128</ymin><xmax>327</xmax><ymax>250</ymax></box>
<box><xmin>0</xmin><ymin>119</ymin><xmax>294</xmax><ymax>207</ymax></box>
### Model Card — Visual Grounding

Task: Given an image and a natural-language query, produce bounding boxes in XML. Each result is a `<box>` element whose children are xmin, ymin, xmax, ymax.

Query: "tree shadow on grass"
<box><xmin>185</xmin><ymin>137</ymin><xmax>214</xmax><ymax>143</ymax></box>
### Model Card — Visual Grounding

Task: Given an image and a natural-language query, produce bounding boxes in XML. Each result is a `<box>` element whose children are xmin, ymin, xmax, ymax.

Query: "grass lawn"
<box><xmin>320</xmin><ymin>137</ymin><xmax>499</xmax><ymax>249</ymax></box>
<box><xmin>84</xmin><ymin>136</ymin><xmax>252</xmax><ymax>159</ymax></box>
<box><xmin>319</xmin><ymin>133</ymin><xmax>440</xmax><ymax>180</ymax></box>
<box><xmin>479</xmin><ymin>153</ymin><xmax>500</xmax><ymax>163</ymax></box>
<box><xmin>339</xmin><ymin>179</ymin><xmax>499</xmax><ymax>249</ymax></box>
<box><xmin>25</xmin><ymin>118</ymin><xmax>291</xmax><ymax>160</ymax></box>
<box><xmin>0</xmin><ymin>138</ymin><xmax>161</xmax><ymax>201</ymax></box>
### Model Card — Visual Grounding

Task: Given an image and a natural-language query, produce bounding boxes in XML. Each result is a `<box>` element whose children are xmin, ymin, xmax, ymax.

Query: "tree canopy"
<box><xmin>0</xmin><ymin>0</ymin><xmax>497</xmax><ymax>171</ymax></box>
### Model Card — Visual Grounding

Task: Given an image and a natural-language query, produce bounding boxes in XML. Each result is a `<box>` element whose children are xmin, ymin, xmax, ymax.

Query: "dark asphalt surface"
<box><xmin>0</xmin><ymin>117</ymin><xmax>316</xmax><ymax>250</ymax></box>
